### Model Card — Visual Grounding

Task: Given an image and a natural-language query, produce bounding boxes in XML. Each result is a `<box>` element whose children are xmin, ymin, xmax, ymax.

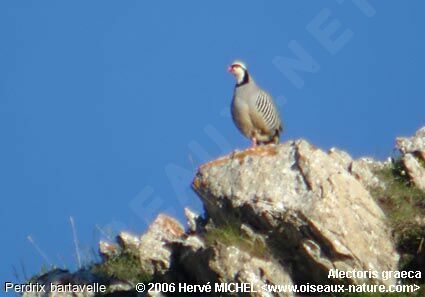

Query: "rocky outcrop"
<box><xmin>328</xmin><ymin>147</ymin><xmax>384</xmax><ymax>189</ymax></box>
<box><xmin>193</xmin><ymin>140</ymin><xmax>398</xmax><ymax>286</ymax></box>
<box><xmin>396</xmin><ymin>127</ymin><xmax>425</xmax><ymax>191</ymax></box>
<box><xmin>402</xmin><ymin>154</ymin><xmax>425</xmax><ymax>191</ymax></box>
<box><xmin>176</xmin><ymin>233</ymin><xmax>294</xmax><ymax>297</ymax></box>
<box><xmin>24</xmin><ymin>216</ymin><xmax>185</xmax><ymax>297</ymax></box>
<box><xmin>25</xmin><ymin>127</ymin><xmax>425</xmax><ymax>297</ymax></box>
<box><xmin>135</xmin><ymin>214</ymin><xmax>184</xmax><ymax>276</ymax></box>
<box><xmin>396</xmin><ymin>127</ymin><xmax>425</xmax><ymax>155</ymax></box>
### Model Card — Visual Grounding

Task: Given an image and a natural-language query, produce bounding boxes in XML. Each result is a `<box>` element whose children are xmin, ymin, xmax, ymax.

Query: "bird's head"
<box><xmin>228</xmin><ymin>60</ymin><xmax>248</xmax><ymax>84</ymax></box>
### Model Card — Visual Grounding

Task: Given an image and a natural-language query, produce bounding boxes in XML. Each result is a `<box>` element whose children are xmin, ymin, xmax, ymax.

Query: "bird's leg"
<box><xmin>251</xmin><ymin>137</ymin><xmax>258</xmax><ymax>147</ymax></box>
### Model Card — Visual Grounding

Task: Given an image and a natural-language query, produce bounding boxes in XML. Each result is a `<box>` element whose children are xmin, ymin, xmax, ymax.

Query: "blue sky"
<box><xmin>1</xmin><ymin>0</ymin><xmax>424</xmax><ymax>284</ymax></box>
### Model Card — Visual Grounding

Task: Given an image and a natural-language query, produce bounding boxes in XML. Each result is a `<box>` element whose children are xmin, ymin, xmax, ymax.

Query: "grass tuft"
<box><xmin>369</xmin><ymin>159</ymin><xmax>425</xmax><ymax>274</ymax></box>
<box><xmin>203</xmin><ymin>221</ymin><xmax>270</xmax><ymax>259</ymax></box>
<box><xmin>91</xmin><ymin>250</ymin><xmax>152</xmax><ymax>285</ymax></box>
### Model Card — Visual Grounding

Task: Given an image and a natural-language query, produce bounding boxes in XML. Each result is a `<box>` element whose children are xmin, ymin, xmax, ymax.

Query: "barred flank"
<box><xmin>255</xmin><ymin>91</ymin><xmax>281</xmax><ymax>131</ymax></box>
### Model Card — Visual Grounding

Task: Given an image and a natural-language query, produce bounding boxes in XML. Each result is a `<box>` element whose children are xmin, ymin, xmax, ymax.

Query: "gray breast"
<box><xmin>231</xmin><ymin>87</ymin><xmax>252</xmax><ymax>138</ymax></box>
<box><xmin>231</xmin><ymin>79</ymin><xmax>282</xmax><ymax>143</ymax></box>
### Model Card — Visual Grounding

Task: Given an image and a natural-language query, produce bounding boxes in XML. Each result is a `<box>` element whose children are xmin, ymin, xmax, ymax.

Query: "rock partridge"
<box><xmin>228</xmin><ymin>60</ymin><xmax>282</xmax><ymax>147</ymax></box>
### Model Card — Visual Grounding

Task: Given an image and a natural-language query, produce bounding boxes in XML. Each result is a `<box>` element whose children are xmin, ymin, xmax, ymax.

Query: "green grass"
<box><xmin>91</xmin><ymin>250</ymin><xmax>152</xmax><ymax>285</ymax></box>
<box><xmin>203</xmin><ymin>221</ymin><xmax>270</xmax><ymax>260</ymax></box>
<box><xmin>369</xmin><ymin>158</ymin><xmax>425</xmax><ymax>272</ymax></box>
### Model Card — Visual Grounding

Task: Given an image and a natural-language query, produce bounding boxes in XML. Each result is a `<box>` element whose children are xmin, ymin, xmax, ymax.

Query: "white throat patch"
<box><xmin>233</xmin><ymin>67</ymin><xmax>246</xmax><ymax>84</ymax></box>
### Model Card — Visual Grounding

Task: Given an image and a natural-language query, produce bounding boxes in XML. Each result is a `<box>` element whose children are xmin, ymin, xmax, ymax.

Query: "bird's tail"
<box><xmin>270</xmin><ymin>132</ymin><xmax>280</xmax><ymax>144</ymax></box>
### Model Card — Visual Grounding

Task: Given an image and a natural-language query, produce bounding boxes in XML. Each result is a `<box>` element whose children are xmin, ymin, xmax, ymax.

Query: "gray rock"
<box><xmin>396</xmin><ymin>126</ymin><xmax>425</xmax><ymax>155</ymax></box>
<box><xmin>193</xmin><ymin>140</ymin><xmax>399</xmax><ymax>286</ymax></box>
<box><xmin>106</xmin><ymin>280</ymin><xmax>134</xmax><ymax>295</ymax></box>
<box><xmin>99</xmin><ymin>241</ymin><xmax>120</xmax><ymax>259</ymax></box>
<box><xmin>178</xmin><ymin>237</ymin><xmax>294</xmax><ymax>297</ymax></box>
<box><xmin>184</xmin><ymin>207</ymin><xmax>201</xmax><ymax>233</ymax></box>
<box><xmin>329</xmin><ymin>147</ymin><xmax>384</xmax><ymax>189</ymax></box>
<box><xmin>138</xmin><ymin>214</ymin><xmax>184</xmax><ymax>276</ymax></box>
<box><xmin>328</xmin><ymin>147</ymin><xmax>353</xmax><ymax>170</ymax></box>
<box><xmin>403</xmin><ymin>153</ymin><xmax>425</xmax><ymax>191</ymax></box>
<box><xmin>117</xmin><ymin>232</ymin><xmax>141</xmax><ymax>251</ymax></box>
<box><xmin>147</xmin><ymin>291</ymin><xmax>167</xmax><ymax>297</ymax></box>
<box><xmin>395</xmin><ymin>127</ymin><xmax>425</xmax><ymax>190</ymax></box>
<box><xmin>210</xmin><ymin>244</ymin><xmax>294</xmax><ymax>297</ymax></box>
<box><xmin>350</xmin><ymin>157</ymin><xmax>383</xmax><ymax>189</ymax></box>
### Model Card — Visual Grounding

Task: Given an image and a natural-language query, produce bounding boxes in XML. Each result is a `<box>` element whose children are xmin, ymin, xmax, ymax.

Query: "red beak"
<box><xmin>227</xmin><ymin>66</ymin><xmax>233</xmax><ymax>73</ymax></box>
